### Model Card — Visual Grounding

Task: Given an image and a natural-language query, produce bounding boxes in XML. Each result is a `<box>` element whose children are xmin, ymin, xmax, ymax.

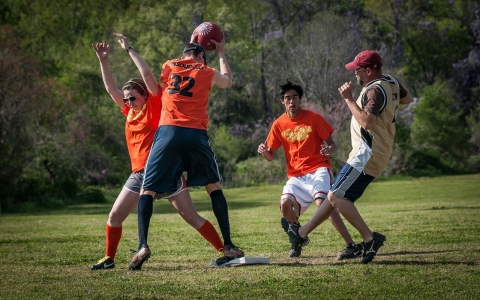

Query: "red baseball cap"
<box><xmin>345</xmin><ymin>50</ymin><xmax>383</xmax><ymax>71</ymax></box>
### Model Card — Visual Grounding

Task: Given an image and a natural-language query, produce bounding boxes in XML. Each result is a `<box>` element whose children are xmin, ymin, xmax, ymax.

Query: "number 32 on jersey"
<box><xmin>167</xmin><ymin>74</ymin><xmax>195</xmax><ymax>97</ymax></box>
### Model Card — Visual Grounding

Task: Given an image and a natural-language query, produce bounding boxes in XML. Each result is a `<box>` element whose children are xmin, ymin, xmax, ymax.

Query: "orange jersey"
<box><xmin>266</xmin><ymin>109</ymin><xmax>334</xmax><ymax>178</ymax></box>
<box><xmin>159</xmin><ymin>58</ymin><xmax>215</xmax><ymax>130</ymax></box>
<box><xmin>121</xmin><ymin>90</ymin><xmax>162</xmax><ymax>172</ymax></box>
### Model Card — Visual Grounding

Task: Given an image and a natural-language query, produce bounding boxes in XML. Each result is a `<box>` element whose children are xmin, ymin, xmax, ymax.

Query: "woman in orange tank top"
<box><xmin>89</xmin><ymin>36</ymin><xmax>223</xmax><ymax>271</ymax></box>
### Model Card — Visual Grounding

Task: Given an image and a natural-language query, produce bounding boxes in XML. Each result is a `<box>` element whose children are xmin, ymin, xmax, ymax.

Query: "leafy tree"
<box><xmin>410</xmin><ymin>82</ymin><xmax>471</xmax><ymax>174</ymax></box>
<box><xmin>466</xmin><ymin>101</ymin><xmax>480</xmax><ymax>171</ymax></box>
<box><xmin>207</xmin><ymin>125</ymin><xmax>251</xmax><ymax>185</ymax></box>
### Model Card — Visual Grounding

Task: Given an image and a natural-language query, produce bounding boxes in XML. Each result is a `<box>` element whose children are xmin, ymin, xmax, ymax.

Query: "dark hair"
<box><xmin>122</xmin><ymin>78</ymin><xmax>148</xmax><ymax>98</ymax></box>
<box><xmin>280</xmin><ymin>81</ymin><xmax>303</xmax><ymax>99</ymax></box>
<box><xmin>183</xmin><ymin>43</ymin><xmax>207</xmax><ymax>65</ymax></box>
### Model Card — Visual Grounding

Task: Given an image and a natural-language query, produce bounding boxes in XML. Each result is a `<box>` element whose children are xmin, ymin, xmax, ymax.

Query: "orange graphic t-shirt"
<box><xmin>266</xmin><ymin>109</ymin><xmax>334</xmax><ymax>178</ymax></box>
<box><xmin>121</xmin><ymin>90</ymin><xmax>162</xmax><ymax>172</ymax></box>
<box><xmin>159</xmin><ymin>58</ymin><xmax>216</xmax><ymax>130</ymax></box>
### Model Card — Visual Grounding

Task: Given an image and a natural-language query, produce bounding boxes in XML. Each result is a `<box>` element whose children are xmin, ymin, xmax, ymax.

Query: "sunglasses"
<box><xmin>123</xmin><ymin>96</ymin><xmax>137</xmax><ymax>103</ymax></box>
<box><xmin>355</xmin><ymin>68</ymin><xmax>367</xmax><ymax>75</ymax></box>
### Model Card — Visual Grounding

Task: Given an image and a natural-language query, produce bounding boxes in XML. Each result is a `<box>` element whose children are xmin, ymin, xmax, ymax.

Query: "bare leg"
<box><xmin>167</xmin><ymin>189</ymin><xmax>205</xmax><ymax>229</ymax></box>
<box><xmin>298</xmin><ymin>198</ymin><xmax>335</xmax><ymax>238</ymax></box>
<box><xmin>168</xmin><ymin>189</ymin><xmax>223</xmax><ymax>251</ymax></box>
<box><xmin>315</xmin><ymin>198</ymin><xmax>355</xmax><ymax>245</ymax></box>
<box><xmin>101</xmin><ymin>188</ymin><xmax>139</xmax><ymax>261</ymax></box>
<box><xmin>108</xmin><ymin>188</ymin><xmax>139</xmax><ymax>227</ymax></box>
<box><xmin>328</xmin><ymin>192</ymin><xmax>373</xmax><ymax>242</ymax></box>
<box><xmin>280</xmin><ymin>199</ymin><xmax>299</xmax><ymax>224</ymax></box>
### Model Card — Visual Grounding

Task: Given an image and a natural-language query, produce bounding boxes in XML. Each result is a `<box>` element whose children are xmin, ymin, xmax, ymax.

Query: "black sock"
<box><xmin>137</xmin><ymin>194</ymin><xmax>153</xmax><ymax>250</ymax></box>
<box><xmin>210</xmin><ymin>190</ymin><xmax>232</xmax><ymax>246</ymax></box>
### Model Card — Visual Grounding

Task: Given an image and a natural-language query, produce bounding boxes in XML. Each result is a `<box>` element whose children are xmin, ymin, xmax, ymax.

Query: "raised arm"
<box><xmin>210</xmin><ymin>32</ymin><xmax>232</xmax><ymax>89</ymax></box>
<box><xmin>114</xmin><ymin>33</ymin><xmax>161</xmax><ymax>96</ymax></box>
<box><xmin>92</xmin><ymin>41</ymin><xmax>125</xmax><ymax>108</ymax></box>
<box><xmin>338</xmin><ymin>81</ymin><xmax>377</xmax><ymax>130</ymax></box>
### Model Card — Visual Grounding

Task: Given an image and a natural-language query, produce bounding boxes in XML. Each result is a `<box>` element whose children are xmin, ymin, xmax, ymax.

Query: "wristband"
<box><xmin>126</xmin><ymin>45</ymin><xmax>134</xmax><ymax>53</ymax></box>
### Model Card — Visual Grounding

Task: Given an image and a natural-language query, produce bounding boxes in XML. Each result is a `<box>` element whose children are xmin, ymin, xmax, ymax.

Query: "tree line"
<box><xmin>1</xmin><ymin>0</ymin><xmax>479</xmax><ymax>212</ymax></box>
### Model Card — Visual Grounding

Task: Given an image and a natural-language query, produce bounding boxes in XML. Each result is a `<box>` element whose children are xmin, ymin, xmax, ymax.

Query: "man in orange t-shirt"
<box><xmin>258</xmin><ymin>81</ymin><xmax>361</xmax><ymax>259</ymax></box>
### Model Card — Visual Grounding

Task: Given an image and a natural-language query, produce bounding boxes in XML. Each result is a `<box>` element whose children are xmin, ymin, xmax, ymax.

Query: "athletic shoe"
<box><xmin>128</xmin><ymin>244</ymin><xmax>151</xmax><ymax>270</ymax></box>
<box><xmin>210</xmin><ymin>245</ymin><xmax>244</xmax><ymax>267</ymax></box>
<box><xmin>280</xmin><ymin>217</ymin><xmax>309</xmax><ymax>247</ymax></box>
<box><xmin>90</xmin><ymin>256</ymin><xmax>115</xmax><ymax>270</ymax></box>
<box><xmin>210</xmin><ymin>255</ymin><xmax>236</xmax><ymax>267</ymax></box>
<box><xmin>361</xmin><ymin>232</ymin><xmax>386</xmax><ymax>264</ymax></box>
<box><xmin>223</xmin><ymin>244</ymin><xmax>244</xmax><ymax>258</ymax></box>
<box><xmin>280</xmin><ymin>217</ymin><xmax>301</xmax><ymax>233</ymax></box>
<box><xmin>337</xmin><ymin>243</ymin><xmax>363</xmax><ymax>260</ymax></box>
<box><xmin>288</xmin><ymin>244</ymin><xmax>302</xmax><ymax>257</ymax></box>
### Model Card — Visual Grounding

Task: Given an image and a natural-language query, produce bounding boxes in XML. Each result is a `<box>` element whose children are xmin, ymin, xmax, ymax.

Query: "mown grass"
<box><xmin>1</xmin><ymin>174</ymin><xmax>479</xmax><ymax>299</ymax></box>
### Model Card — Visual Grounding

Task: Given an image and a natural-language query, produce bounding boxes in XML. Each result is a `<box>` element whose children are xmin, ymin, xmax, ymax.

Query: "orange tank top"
<box><xmin>159</xmin><ymin>58</ymin><xmax>215</xmax><ymax>130</ymax></box>
<box><xmin>121</xmin><ymin>90</ymin><xmax>162</xmax><ymax>172</ymax></box>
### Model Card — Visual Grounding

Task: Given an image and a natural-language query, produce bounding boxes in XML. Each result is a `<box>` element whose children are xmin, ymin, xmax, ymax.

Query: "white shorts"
<box><xmin>281</xmin><ymin>167</ymin><xmax>333</xmax><ymax>217</ymax></box>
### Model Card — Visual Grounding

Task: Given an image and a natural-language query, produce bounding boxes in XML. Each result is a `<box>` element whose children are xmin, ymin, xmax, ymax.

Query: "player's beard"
<box><xmin>357</xmin><ymin>78</ymin><xmax>364</xmax><ymax>86</ymax></box>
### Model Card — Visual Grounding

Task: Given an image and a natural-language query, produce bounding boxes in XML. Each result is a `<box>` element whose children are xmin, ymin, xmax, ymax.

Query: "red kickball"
<box><xmin>192</xmin><ymin>22</ymin><xmax>223</xmax><ymax>51</ymax></box>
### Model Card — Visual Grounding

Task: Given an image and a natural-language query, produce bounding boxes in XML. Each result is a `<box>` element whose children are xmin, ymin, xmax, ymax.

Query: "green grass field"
<box><xmin>1</xmin><ymin>174</ymin><xmax>479</xmax><ymax>299</ymax></box>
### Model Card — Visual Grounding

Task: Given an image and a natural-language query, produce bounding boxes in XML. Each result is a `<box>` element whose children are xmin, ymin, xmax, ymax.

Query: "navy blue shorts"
<box><xmin>142</xmin><ymin>125</ymin><xmax>221</xmax><ymax>194</ymax></box>
<box><xmin>329</xmin><ymin>163</ymin><xmax>375</xmax><ymax>202</ymax></box>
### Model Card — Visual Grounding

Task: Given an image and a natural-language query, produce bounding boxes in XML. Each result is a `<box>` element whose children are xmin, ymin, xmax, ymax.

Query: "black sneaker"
<box><xmin>337</xmin><ymin>243</ymin><xmax>363</xmax><ymax>260</ymax></box>
<box><xmin>223</xmin><ymin>244</ymin><xmax>244</xmax><ymax>258</ymax></box>
<box><xmin>288</xmin><ymin>244</ymin><xmax>302</xmax><ymax>257</ymax></box>
<box><xmin>280</xmin><ymin>217</ymin><xmax>309</xmax><ymax>247</ymax></box>
<box><xmin>128</xmin><ymin>244</ymin><xmax>151</xmax><ymax>270</ymax></box>
<box><xmin>361</xmin><ymin>232</ymin><xmax>386</xmax><ymax>264</ymax></box>
<box><xmin>90</xmin><ymin>256</ymin><xmax>115</xmax><ymax>270</ymax></box>
<box><xmin>210</xmin><ymin>255</ymin><xmax>236</xmax><ymax>267</ymax></box>
<box><xmin>280</xmin><ymin>217</ymin><xmax>300</xmax><ymax>233</ymax></box>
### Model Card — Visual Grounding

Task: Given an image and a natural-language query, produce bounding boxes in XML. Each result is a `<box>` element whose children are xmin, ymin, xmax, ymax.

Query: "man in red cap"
<box><xmin>282</xmin><ymin>50</ymin><xmax>413</xmax><ymax>264</ymax></box>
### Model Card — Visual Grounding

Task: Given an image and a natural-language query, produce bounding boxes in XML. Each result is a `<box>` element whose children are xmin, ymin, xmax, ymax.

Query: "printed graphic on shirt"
<box><xmin>281</xmin><ymin>126</ymin><xmax>312</xmax><ymax>142</ymax></box>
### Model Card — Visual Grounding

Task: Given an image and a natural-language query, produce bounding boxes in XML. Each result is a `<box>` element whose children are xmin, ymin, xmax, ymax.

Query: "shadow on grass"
<box><xmin>271</xmin><ymin>250</ymin><xmax>479</xmax><ymax>267</ymax></box>
<box><xmin>392</xmin><ymin>206</ymin><xmax>480</xmax><ymax>212</ymax></box>
<box><xmin>375</xmin><ymin>260</ymin><xmax>478</xmax><ymax>266</ymax></box>
<box><xmin>51</xmin><ymin>198</ymin><xmax>272</xmax><ymax>216</ymax></box>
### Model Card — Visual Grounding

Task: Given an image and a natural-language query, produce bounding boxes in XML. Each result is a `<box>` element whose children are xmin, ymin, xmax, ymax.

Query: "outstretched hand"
<box><xmin>113</xmin><ymin>32</ymin><xmax>130</xmax><ymax>51</ymax></box>
<box><xmin>92</xmin><ymin>40</ymin><xmax>110</xmax><ymax>61</ymax></box>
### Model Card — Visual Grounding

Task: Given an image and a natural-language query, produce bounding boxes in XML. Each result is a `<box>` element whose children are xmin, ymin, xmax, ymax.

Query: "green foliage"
<box><xmin>232</xmin><ymin>152</ymin><xmax>287</xmax><ymax>187</ymax></box>
<box><xmin>466</xmin><ymin>103</ymin><xmax>480</xmax><ymax>170</ymax></box>
<box><xmin>76</xmin><ymin>186</ymin><xmax>107</xmax><ymax>204</ymax></box>
<box><xmin>411</xmin><ymin>82</ymin><xmax>471</xmax><ymax>174</ymax></box>
<box><xmin>208</xmin><ymin>125</ymin><xmax>252</xmax><ymax>184</ymax></box>
<box><xmin>1</xmin><ymin>0</ymin><xmax>479</xmax><ymax>211</ymax></box>
<box><xmin>403</xmin><ymin>17</ymin><xmax>472</xmax><ymax>85</ymax></box>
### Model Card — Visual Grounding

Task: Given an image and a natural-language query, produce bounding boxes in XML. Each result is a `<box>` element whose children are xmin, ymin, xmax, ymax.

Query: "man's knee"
<box><xmin>205</xmin><ymin>182</ymin><xmax>222</xmax><ymax>195</ymax></box>
<box><xmin>327</xmin><ymin>191</ymin><xmax>339</xmax><ymax>206</ymax></box>
<box><xmin>280</xmin><ymin>198</ymin><xmax>292</xmax><ymax>212</ymax></box>
<box><xmin>141</xmin><ymin>189</ymin><xmax>155</xmax><ymax>195</ymax></box>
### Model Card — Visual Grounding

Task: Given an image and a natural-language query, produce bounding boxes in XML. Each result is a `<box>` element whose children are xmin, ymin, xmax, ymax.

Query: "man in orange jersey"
<box><xmin>130</xmin><ymin>33</ymin><xmax>244</xmax><ymax>270</ymax></box>
<box><xmin>258</xmin><ymin>81</ymin><xmax>361</xmax><ymax>259</ymax></box>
